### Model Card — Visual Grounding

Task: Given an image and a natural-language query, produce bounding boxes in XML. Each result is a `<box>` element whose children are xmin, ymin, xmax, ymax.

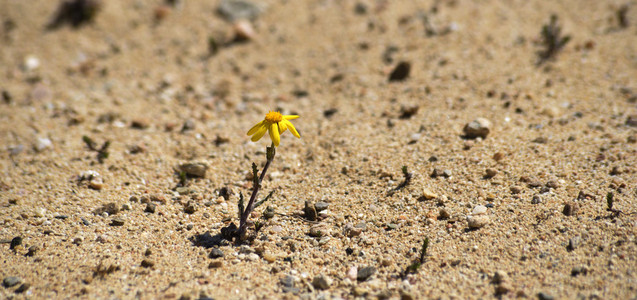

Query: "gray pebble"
<box><xmin>531</xmin><ymin>195</ymin><xmax>542</xmax><ymax>204</ymax></box>
<box><xmin>209</xmin><ymin>248</ymin><xmax>224</xmax><ymax>259</ymax></box>
<box><xmin>312</xmin><ymin>274</ymin><xmax>332</xmax><ymax>290</ymax></box>
<box><xmin>280</xmin><ymin>275</ymin><xmax>296</xmax><ymax>288</ymax></box>
<box><xmin>179</xmin><ymin>162</ymin><xmax>208</xmax><ymax>177</ymax></box>
<box><xmin>217</xmin><ymin>0</ymin><xmax>263</xmax><ymax>22</ymax></box>
<box><xmin>3</xmin><ymin>276</ymin><xmax>21</xmax><ymax>288</ymax></box>
<box><xmin>110</xmin><ymin>218</ymin><xmax>125</xmax><ymax>226</ymax></box>
<box><xmin>463</xmin><ymin>118</ymin><xmax>491</xmax><ymax>139</ymax></box>
<box><xmin>567</xmin><ymin>236</ymin><xmax>580</xmax><ymax>251</ymax></box>
<box><xmin>357</xmin><ymin>266</ymin><xmax>376</xmax><ymax>281</ymax></box>
<box><xmin>314</xmin><ymin>202</ymin><xmax>329</xmax><ymax>212</ymax></box>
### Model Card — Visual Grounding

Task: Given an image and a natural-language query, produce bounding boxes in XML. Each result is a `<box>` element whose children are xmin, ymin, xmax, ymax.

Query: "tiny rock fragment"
<box><xmin>34</xmin><ymin>137</ymin><xmax>52</xmax><ymax>152</ymax></box>
<box><xmin>3</xmin><ymin>276</ymin><xmax>22</xmax><ymax>288</ymax></box>
<box><xmin>140</xmin><ymin>259</ymin><xmax>155</xmax><ymax>268</ymax></box>
<box><xmin>304</xmin><ymin>201</ymin><xmax>317</xmax><ymax>221</ymax></box>
<box><xmin>93</xmin><ymin>202</ymin><xmax>119</xmax><ymax>216</ymax></box>
<box><xmin>233</xmin><ymin>20</ymin><xmax>256</xmax><ymax>41</ymax></box>
<box><xmin>492</xmin><ymin>270</ymin><xmax>508</xmax><ymax>284</ymax></box>
<box><xmin>179</xmin><ymin>162</ymin><xmax>208</xmax><ymax>177</ymax></box>
<box><xmin>314</xmin><ymin>202</ymin><xmax>329</xmax><ymax>212</ymax></box>
<box><xmin>312</xmin><ymin>274</ymin><xmax>332</xmax><ymax>290</ymax></box>
<box><xmin>217</xmin><ymin>0</ymin><xmax>263</xmax><ymax>22</ymax></box>
<box><xmin>421</xmin><ymin>188</ymin><xmax>438</xmax><ymax>200</ymax></box>
<box><xmin>562</xmin><ymin>202</ymin><xmax>579</xmax><ymax>216</ymax></box>
<box><xmin>484</xmin><ymin>168</ymin><xmax>497</xmax><ymax>179</ymax></box>
<box><xmin>463</xmin><ymin>118</ymin><xmax>491</xmax><ymax>139</ymax></box>
<box><xmin>438</xmin><ymin>208</ymin><xmax>451</xmax><ymax>220</ymax></box>
<box><xmin>110</xmin><ymin>218</ymin><xmax>125</xmax><ymax>226</ymax></box>
<box><xmin>472</xmin><ymin>205</ymin><xmax>487</xmax><ymax>215</ymax></box>
<box><xmin>131</xmin><ymin>118</ymin><xmax>150</xmax><ymax>129</ymax></box>
<box><xmin>389</xmin><ymin>61</ymin><xmax>411</xmax><ymax>82</ymax></box>
<box><xmin>357</xmin><ymin>266</ymin><xmax>376</xmax><ymax>281</ymax></box>
<box><xmin>209</xmin><ymin>248</ymin><xmax>224</xmax><ymax>259</ymax></box>
<box><xmin>88</xmin><ymin>177</ymin><xmax>105</xmax><ymax>190</ymax></box>
<box><xmin>626</xmin><ymin>115</ymin><xmax>637</xmax><ymax>127</ymax></box>
<box><xmin>309</xmin><ymin>225</ymin><xmax>327</xmax><ymax>237</ymax></box>
<box><xmin>510</xmin><ymin>185</ymin><xmax>523</xmax><ymax>194</ymax></box>
<box><xmin>467</xmin><ymin>215</ymin><xmax>490</xmax><ymax>229</ymax></box>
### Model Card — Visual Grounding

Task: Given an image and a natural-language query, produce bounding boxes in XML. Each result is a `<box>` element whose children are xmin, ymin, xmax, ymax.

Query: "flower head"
<box><xmin>247</xmin><ymin>111</ymin><xmax>300</xmax><ymax>147</ymax></box>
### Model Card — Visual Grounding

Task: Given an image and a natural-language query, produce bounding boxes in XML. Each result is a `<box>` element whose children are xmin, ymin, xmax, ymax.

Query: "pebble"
<box><xmin>571</xmin><ymin>266</ymin><xmax>588</xmax><ymax>276</ymax></box>
<box><xmin>280</xmin><ymin>275</ymin><xmax>296</xmax><ymax>288</ymax></box>
<box><xmin>304</xmin><ymin>201</ymin><xmax>317</xmax><ymax>221</ymax></box>
<box><xmin>110</xmin><ymin>218</ymin><xmax>125</xmax><ymax>226</ymax></box>
<box><xmin>491</xmin><ymin>270</ymin><xmax>508</xmax><ymax>284</ymax></box>
<box><xmin>179</xmin><ymin>162</ymin><xmax>208</xmax><ymax>177</ymax></box>
<box><xmin>431</xmin><ymin>168</ymin><xmax>452</xmax><ymax>178</ymax></box>
<box><xmin>347</xmin><ymin>266</ymin><xmax>358</xmax><ymax>281</ymax></box>
<box><xmin>438</xmin><ymin>208</ymin><xmax>451</xmax><ymax>219</ymax></box>
<box><xmin>34</xmin><ymin>137</ymin><xmax>52</xmax><ymax>152</ymax></box>
<box><xmin>309</xmin><ymin>225</ymin><xmax>328</xmax><ymax>237</ymax></box>
<box><xmin>233</xmin><ymin>20</ymin><xmax>256</xmax><ymax>41</ymax></box>
<box><xmin>467</xmin><ymin>215</ymin><xmax>490</xmax><ymax>229</ymax></box>
<box><xmin>484</xmin><ymin>168</ymin><xmax>497</xmax><ymax>179</ymax></box>
<box><xmin>531</xmin><ymin>195</ymin><xmax>542</xmax><ymax>204</ymax></box>
<box><xmin>24</xmin><ymin>55</ymin><xmax>40</xmax><ymax>71</ymax></box>
<box><xmin>10</xmin><ymin>236</ymin><xmax>22</xmax><ymax>250</ymax></box>
<box><xmin>312</xmin><ymin>274</ymin><xmax>332</xmax><ymax>290</ymax></box>
<box><xmin>421</xmin><ymin>188</ymin><xmax>438</xmax><ymax>200</ymax></box>
<box><xmin>94</xmin><ymin>203</ymin><xmax>119</xmax><ymax>215</ymax></box>
<box><xmin>567</xmin><ymin>236</ymin><xmax>580</xmax><ymax>251</ymax></box>
<box><xmin>26</xmin><ymin>245</ymin><xmax>39</xmax><ymax>256</ymax></box>
<box><xmin>510</xmin><ymin>185</ymin><xmax>522</xmax><ymax>194</ymax></box>
<box><xmin>184</xmin><ymin>202</ymin><xmax>196</xmax><ymax>214</ymax></box>
<box><xmin>472</xmin><ymin>205</ymin><xmax>487</xmax><ymax>215</ymax></box>
<box><xmin>388</xmin><ymin>61</ymin><xmax>411</xmax><ymax>82</ymax></box>
<box><xmin>15</xmin><ymin>283</ymin><xmax>30</xmax><ymax>293</ymax></box>
<box><xmin>357</xmin><ymin>266</ymin><xmax>376</xmax><ymax>281</ymax></box>
<box><xmin>130</xmin><ymin>118</ymin><xmax>150</xmax><ymax>129</ymax></box>
<box><xmin>246</xmin><ymin>253</ymin><xmax>259</xmax><ymax>261</ymax></box>
<box><xmin>262</xmin><ymin>252</ymin><xmax>276</xmax><ymax>263</ymax></box>
<box><xmin>314</xmin><ymin>202</ymin><xmax>329</xmax><ymax>212</ymax></box>
<box><xmin>88</xmin><ymin>177</ymin><xmax>105</xmax><ymax>190</ymax></box>
<box><xmin>217</xmin><ymin>0</ymin><xmax>263</xmax><ymax>21</ymax></box>
<box><xmin>3</xmin><ymin>276</ymin><xmax>21</xmax><ymax>288</ymax></box>
<box><xmin>343</xmin><ymin>223</ymin><xmax>363</xmax><ymax>237</ymax></box>
<box><xmin>208</xmin><ymin>260</ymin><xmax>223</xmax><ymax>268</ymax></box>
<box><xmin>209</xmin><ymin>248</ymin><xmax>224</xmax><ymax>259</ymax></box>
<box><xmin>463</xmin><ymin>118</ymin><xmax>491</xmax><ymax>139</ymax></box>
<box><xmin>626</xmin><ymin>115</ymin><xmax>637</xmax><ymax>127</ymax></box>
<box><xmin>145</xmin><ymin>203</ymin><xmax>157</xmax><ymax>213</ymax></box>
<box><xmin>537</xmin><ymin>292</ymin><xmax>554</xmax><ymax>300</ymax></box>
<box><xmin>141</xmin><ymin>259</ymin><xmax>155</xmax><ymax>268</ymax></box>
<box><xmin>562</xmin><ymin>202</ymin><xmax>579</xmax><ymax>216</ymax></box>
<box><xmin>121</xmin><ymin>203</ymin><xmax>131</xmax><ymax>211</ymax></box>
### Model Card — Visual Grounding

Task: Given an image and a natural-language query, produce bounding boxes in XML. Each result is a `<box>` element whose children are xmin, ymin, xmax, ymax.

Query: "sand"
<box><xmin>1</xmin><ymin>0</ymin><xmax>636</xmax><ymax>299</ymax></box>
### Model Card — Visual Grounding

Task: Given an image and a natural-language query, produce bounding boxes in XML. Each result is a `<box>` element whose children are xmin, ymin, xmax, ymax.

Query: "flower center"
<box><xmin>265</xmin><ymin>111</ymin><xmax>283</xmax><ymax>123</ymax></box>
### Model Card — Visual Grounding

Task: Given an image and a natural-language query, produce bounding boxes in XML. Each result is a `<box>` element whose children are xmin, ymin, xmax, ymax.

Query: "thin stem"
<box><xmin>238</xmin><ymin>143</ymin><xmax>275</xmax><ymax>238</ymax></box>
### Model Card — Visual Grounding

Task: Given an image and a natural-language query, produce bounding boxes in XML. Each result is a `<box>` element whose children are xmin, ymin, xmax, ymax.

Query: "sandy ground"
<box><xmin>1</xmin><ymin>0</ymin><xmax>637</xmax><ymax>299</ymax></box>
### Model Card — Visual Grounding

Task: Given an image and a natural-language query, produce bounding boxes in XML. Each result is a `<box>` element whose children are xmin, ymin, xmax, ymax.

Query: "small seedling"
<box><xmin>82</xmin><ymin>135</ymin><xmax>110</xmax><ymax>163</ymax></box>
<box><xmin>606</xmin><ymin>192</ymin><xmax>621</xmax><ymax>218</ymax></box>
<box><xmin>403</xmin><ymin>238</ymin><xmax>429</xmax><ymax>277</ymax></box>
<box><xmin>387</xmin><ymin>166</ymin><xmax>413</xmax><ymax>196</ymax></box>
<box><xmin>536</xmin><ymin>14</ymin><xmax>571</xmax><ymax>65</ymax></box>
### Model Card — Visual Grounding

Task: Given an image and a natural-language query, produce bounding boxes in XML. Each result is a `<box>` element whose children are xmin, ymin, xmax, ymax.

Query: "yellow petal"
<box><xmin>283</xmin><ymin>119</ymin><xmax>300</xmax><ymax>138</ymax></box>
<box><xmin>251</xmin><ymin>124</ymin><xmax>268</xmax><ymax>142</ymax></box>
<box><xmin>269</xmin><ymin>122</ymin><xmax>280</xmax><ymax>146</ymax></box>
<box><xmin>278</xmin><ymin>121</ymin><xmax>287</xmax><ymax>133</ymax></box>
<box><xmin>283</xmin><ymin>115</ymin><xmax>299</xmax><ymax>120</ymax></box>
<box><xmin>247</xmin><ymin>120</ymin><xmax>265</xmax><ymax>135</ymax></box>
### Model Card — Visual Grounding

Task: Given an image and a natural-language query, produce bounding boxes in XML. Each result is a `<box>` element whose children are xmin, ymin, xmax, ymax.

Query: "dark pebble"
<box><xmin>562</xmin><ymin>202</ymin><xmax>579</xmax><ymax>216</ymax></box>
<box><xmin>110</xmin><ymin>218</ymin><xmax>125</xmax><ymax>226</ymax></box>
<box><xmin>15</xmin><ymin>283</ymin><xmax>30</xmax><ymax>293</ymax></box>
<box><xmin>304</xmin><ymin>201</ymin><xmax>317</xmax><ymax>221</ymax></box>
<box><xmin>81</xmin><ymin>218</ymin><xmax>90</xmax><ymax>226</ymax></box>
<box><xmin>209</xmin><ymin>248</ymin><xmax>224</xmax><ymax>259</ymax></box>
<box><xmin>357</xmin><ymin>266</ymin><xmax>376</xmax><ymax>281</ymax></box>
<box><xmin>141</xmin><ymin>259</ymin><xmax>155</xmax><ymax>268</ymax></box>
<box><xmin>314</xmin><ymin>202</ymin><xmax>329</xmax><ymax>212</ymax></box>
<box><xmin>54</xmin><ymin>215</ymin><xmax>69</xmax><ymax>219</ymax></box>
<box><xmin>3</xmin><ymin>276</ymin><xmax>21</xmax><ymax>288</ymax></box>
<box><xmin>531</xmin><ymin>195</ymin><xmax>542</xmax><ymax>204</ymax></box>
<box><xmin>26</xmin><ymin>245</ymin><xmax>39</xmax><ymax>257</ymax></box>
<box><xmin>571</xmin><ymin>266</ymin><xmax>588</xmax><ymax>276</ymax></box>
<box><xmin>184</xmin><ymin>202</ymin><xmax>196</xmax><ymax>214</ymax></box>
<box><xmin>10</xmin><ymin>236</ymin><xmax>22</xmax><ymax>250</ymax></box>
<box><xmin>388</xmin><ymin>61</ymin><xmax>411</xmax><ymax>82</ymax></box>
<box><xmin>145</xmin><ymin>203</ymin><xmax>157</xmax><ymax>213</ymax></box>
<box><xmin>537</xmin><ymin>292</ymin><xmax>554</xmax><ymax>300</ymax></box>
<box><xmin>485</xmin><ymin>203</ymin><xmax>494</xmax><ymax>208</ymax></box>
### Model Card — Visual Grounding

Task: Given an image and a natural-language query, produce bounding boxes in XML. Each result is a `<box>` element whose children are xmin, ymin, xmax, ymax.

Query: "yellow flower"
<box><xmin>247</xmin><ymin>111</ymin><xmax>300</xmax><ymax>147</ymax></box>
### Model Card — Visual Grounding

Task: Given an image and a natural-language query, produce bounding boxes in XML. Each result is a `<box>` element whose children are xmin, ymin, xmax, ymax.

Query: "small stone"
<box><xmin>280</xmin><ymin>275</ymin><xmax>296</xmax><ymax>288</ymax></box>
<box><xmin>3</xmin><ymin>276</ymin><xmax>21</xmax><ymax>288</ymax></box>
<box><xmin>208</xmin><ymin>260</ymin><xmax>223</xmax><ymax>268</ymax></box>
<box><xmin>484</xmin><ymin>168</ymin><xmax>497</xmax><ymax>179</ymax></box>
<box><xmin>626</xmin><ymin>115</ymin><xmax>637</xmax><ymax>127</ymax></box>
<box><xmin>9</xmin><ymin>236</ymin><xmax>22</xmax><ymax>250</ymax></box>
<box><xmin>495</xmin><ymin>283</ymin><xmax>511</xmax><ymax>295</ymax></box>
<box><xmin>15</xmin><ymin>283</ymin><xmax>30</xmax><ymax>294</ymax></box>
<box><xmin>532</xmin><ymin>137</ymin><xmax>548</xmax><ymax>144</ymax></box>
<box><xmin>510</xmin><ymin>185</ymin><xmax>523</xmax><ymax>194</ymax></box>
<box><xmin>179</xmin><ymin>162</ymin><xmax>208</xmax><ymax>177</ymax></box>
<box><xmin>246</xmin><ymin>253</ymin><xmax>259</xmax><ymax>261</ymax></box>
<box><xmin>262</xmin><ymin>252</ymin><xmax>276</xmax><ymax>263</ymax></box>
<box><xmin>141</xmin><ymin>259</ymin><xmax>155</xmax><ymax>268</ymax></box>
<box><xmin>217</xmin><ymin>0</ymin><xmax>263</xmax><ymax>21</ymax></box>
<box><xmin>34</xmin><ymin>137</ymin><xmax>52</xmax><ymax>152</ymax></box>
<box><xmin>546</xmin><ymin>180</ymin><xmax>559</xmax><ymax>189</ymax></box>
<box><xmin>609</xmin><ymin>166</ymin><xmax>623</xmax><ymax>176</ymax></box>
<box><xmin>571</xmin><ymin>266</ymin><xmax>588</xmax><ymax>276</ymax></box>
<box><xmin>463</xmin><ymin>118</ymin><xmax>491</xmax><ymax>139</ymax></box>
<box><xmin>399</xmin><ymin>289</ymin><xmax>416</xmax><ymax>300</ymax></box>
<box><xmin>541</xmin><ymin>106</ymin><xmax>561</xmax><ymax>118</ymax></box>
<box><xmin>347</xmin><ymin>266</ymin><xmax>358</xmax><ymax>281</ymax></box>
<box><xmin>388</xmin><ymin>61</ymin><xmax>411</xmax><ymax>82</ymax></box>
<box><xmin>567</xmin><ymin>236</ymin><xmax>580</xmax><ymax>251</ymax></box>
<box><xmin>493</xmin><ymin>152</ymin><xmax>505</xmax><ymax>161</ymax></box>
<box><xmin>438</xmin><ymin>208</ymin><xmax>451</xmax><ymax>220</ymax></box>
<box><xmin>309</xmin><ymin>225</ymin><xmax>327</xmax><ymax>237</ymax></box>
<box><xmin>538</xmin><ymin>292</ymin><xmax>555</xmax><ymax>300</ymax></box>
<box><xmin>421</xmin><ymin>188</ymin><xmax>438</xmax><ymax>200</ymax></box>
<box><xmin>491</xmin><ymin>270</ymin><xmax>508</xmax><ymax>284</ymax></box>
<box><xmin>314</xmin><ymin>202</ymin><xmax>329</xmax><ymax>212</ymax></box>
<box><xmin>233</xmin><ymin>20</ymin><xmax>256</xmax><ymax>41</ymax></box>
<box><xmin>24</xmin><ymin>55</ymin><xmax>40</xmax><ymax>71</ymax></box>
<box><xmin>467</xmin><ymin>215</ymin><xmax>490</xmax><ymax>229</ymax></box>
<box><xmin>304</xmin><ymin>201</ymin><xmax>317</xmax><ymax>221</ymax></box>
<box><xmin>26</xmin><ymin>245</ymin><xmax>39</xmax><ymax>257</ymax></box>
<box><xmin>145</xmin><ymin>203</ymin><xmax>157</xmax><ymax>213</ymax></box>
<box><xmin>88</xmin><ymin>177</ymin><xmax>105</xmax><ymax>190</ymax></box>
<box><xmin>562</xmin><ymin>202</ymin><xmax>579</xmax><ymax>216</ymax></box>
<box><xmin>353</xmin><ymin>286</ymin><xmax>368</xmax><ymax>297</ymax></box>
<box><xmin>131</xmin><ymin>118</ymin><xmax>150</xmax><ymax>129</ymax></box>
<box><xmin>357</xmin><ymin>266</ymin><xmax>376</xmax><ymax>281</ymax></box>
<box><xmin>110</xmin><ymin>218</ymin><xmax>125</xmax><ymax>226</ymax></box>
<box><xmin>312</xmin><ymin>274</ymin><xmax>332</xmax><ymax>290</ymax></box>
<box><xmin>472</xmin><ymin>205</ymin><xmax>487</xmax><ymax>215</ymax></box>
<box><xmin>121</xmin><ymin>203</ymin><xmax>131</xmax><ymax>211</ymax></box>
<box><xmin>209</xmin><ymin>248</ymin><xmax>224</xmax><ymax>259</ymax></box>
<box><xmin>531</xmin><ymin>195</ymin><xmax>542</xmax><ymax>204</ymax></box>
<box><xmin>184</xmin><ymin>202</ymin><xmax>196</xmax><ymax>214</ymax></box>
